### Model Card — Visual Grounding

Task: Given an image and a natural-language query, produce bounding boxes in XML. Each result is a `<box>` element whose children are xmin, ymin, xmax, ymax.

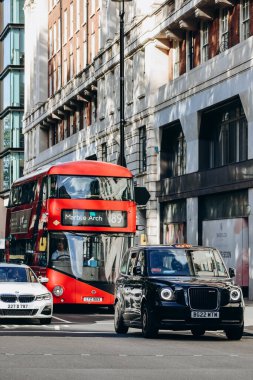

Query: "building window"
<box><xmin>201</xmin><ymin>22</ymin><xmax>209</xmax><ymax>63</ymax></box>
<box><xmin>91</xmin><ymin>22</ymin><xmax>95</xmax><ymax>61</ymax></box>
<box><xmin>63</xmin><ymin>56</ymin><xmax>68</xmax><ymax>85</ymax></box>
<box><xmin>83</xmin><ymin>36</ymin><xmax>87</xmax><ymax>68</ymax></box>
<box><xmin>63</xmin><ymin>9</ymin><xmax>68</xmax><ymax>44</ymax></box>
<box><xmin>3</xmin><ymin>29</ymin><xmax>24</xmax><ymax>67</ymax></box>
<box><xmin>240</xmin><ymin>0</ymin><xmax>250</xmax><ymax>41</ymax></box>
<box><xmin>2</xmin><ymin>71</ymin><xmax>24</xmax><ymax>110</ymax></box>
<box><xmin>76</xmin><ymin>0</ymin><xmax>80</xmax><ymax>31</ymax></box>
<box><xmin>102</xmin><ymin>143</ymin><xmax>107</xmax><ymax>162</ymax></box>
<box><xmin>173</xmin><ymin>41</ymin><xmax>180</xmax><ymax>79</ymax></box>
<box><xmin>49</xmin><ymin>28</ymin><xmax>53</xmax><ymax>57</ymax></box>
<box><xmin>70</xmin><ymin>51</ymin><xmax>74</xmax><ymax>78</ymax></box>
<box><xmin>83</xmin><ymin>0</ymin><xmax>87</xmax><ymax>24</ymax></box>
<box><xmin>139</xmin><ymin>126</ymin><xmax>147</xmax><ymax>173</ymax></box>
<box><xmin>199</xmin><ymin>100</ymin><xmax>248</xmax><ymax>169</ymax></box>
<box><xmin>2</xmin><ymin>152</ymin><xmax>24</xmax><ymax>192</ymax></box>
<box><xmin>53</xmin><ymin>23</ymin><xmax>57</xmax><ymax>55</ymax></box>
<box><xmin>57</xmin><ymin>60</ymin><xmax>61</xmax><ymax>90</ymax></box>
<box><xmin>90</xmin><ymin>0</ymin><xmax>95</xmax><ymax>16</ymax></box>
<box><xmin>126</xmin><ymin>57</ymin><xmax>133</xmax><ymax>104</ymax></box>
<box><xmin>160</xmin><ymin>123</ymin><xmax>186</xmax><ymax>178</ymax></box>
<box><xmin>220</xmin><ymin>8</ymin><xmax>229</xmax><ymax>52</ymax></box>
<box><xmin>1</xmin><ymin>112</ymin><xmax>24</xmax><ymax>151</ymax></box>
<box><xmin>69</xmin><ymin>3</ymin><xmax>74</xmax><ymax>38</ymax></box>
<box><xmin>57</xmin><ymin>18</ymin><xmax>61</xmax><ymax>51</ymax></box>
<box><xmin>186</xmin><ymin>31</ymin><xmax>194</xmax><ymax>71</ymax></box>
<box><xmin>76</xmin><ymin>47</ymin><xmax>80</xmax><ymax>74</ymax></box>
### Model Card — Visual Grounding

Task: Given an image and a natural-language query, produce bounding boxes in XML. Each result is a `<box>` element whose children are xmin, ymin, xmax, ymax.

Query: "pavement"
<box><xmin>244</xmin><ymin>299</ymin><xmax>253</xmax><ymax>335</ymax></box>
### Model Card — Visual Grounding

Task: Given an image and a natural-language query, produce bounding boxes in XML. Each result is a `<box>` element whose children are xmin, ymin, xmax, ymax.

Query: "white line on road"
<box><xmin>52</xmin><ymin>316</ymin><xmax>72</xmax><ymax>323</ymax></box>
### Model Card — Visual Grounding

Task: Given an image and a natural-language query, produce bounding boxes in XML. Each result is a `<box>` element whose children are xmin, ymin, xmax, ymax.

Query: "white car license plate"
<box><xmin>191</xmin><ymin>311</ymin><xmax>219</xmax><ymax>318</ymax></box>
<box><xmin>7</xmin><ymin>304</ymin><xmax>29</xmax><ymax>309</ymax></box>
<box><xmin>83</xmin><ymin>297</ymin><xmax>103</xmax><ymax>302</ymax></box>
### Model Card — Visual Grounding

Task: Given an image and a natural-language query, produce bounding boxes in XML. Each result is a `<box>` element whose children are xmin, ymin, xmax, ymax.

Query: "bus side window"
<box><xmin>40</xmin><ymin>177</ymin><xmax>48</xmax><ymax>205</ymax></box>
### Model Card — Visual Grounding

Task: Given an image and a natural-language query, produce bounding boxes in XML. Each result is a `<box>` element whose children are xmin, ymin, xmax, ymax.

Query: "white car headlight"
<box><xmin>36</xmin><ymin>293</ymin><xmax>52</xmax><ymax>301</ymax></box>
<box><xmin>160</xmin><ymin>287</ymin><xmax>174</xmax><ymax>301</ymax></box>
<box><xmin>52</xmin><ymin>285</ymin><xmax>64</xmax><ymax>297</ymax></box>
<box><xmin>230</xmin><ymin>288</ymin><xmax>241</xmax><ymax>302</ymax></box>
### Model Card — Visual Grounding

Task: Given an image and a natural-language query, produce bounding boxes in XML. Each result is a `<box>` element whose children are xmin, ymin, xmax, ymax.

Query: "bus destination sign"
<box><xmin>62</xmin><ymin>209</ymin><xmax>127</xmax><ymax>228</ymax></box>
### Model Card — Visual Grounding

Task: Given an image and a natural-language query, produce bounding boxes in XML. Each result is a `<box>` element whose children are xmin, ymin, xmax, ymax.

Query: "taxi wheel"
<box><xmin>225</xmin><ymin>325</ymin><xmax>244</xmax><ymax>340</ymax></box>
<box><xmin>191</xmin><ymin>328</ymin><xmax>205</xmax><ymax>337</ymax></box>
<box><xmin>40</xmin><ymin>318</ymin><xmax>52</xmax><ymax>325</ymax></box>
<box><xmin>142</xmin><ymin>305</ymin><xmax>158</xmax><ymax>339</ymax></box>
<box><xmin>114</xmin><ymin>302</ymin><xmax>129</xmax><ymax>334</ymax></box>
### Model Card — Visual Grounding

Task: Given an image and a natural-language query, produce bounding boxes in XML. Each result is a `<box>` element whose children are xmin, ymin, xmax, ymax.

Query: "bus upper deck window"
<box><xmin>49</xmin><ymin>176</ymin><xmax>58</xmax><ymax>198</ymax></box>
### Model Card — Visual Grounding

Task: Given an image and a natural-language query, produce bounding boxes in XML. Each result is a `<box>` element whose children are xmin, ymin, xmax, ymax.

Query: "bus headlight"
<box><xmin>160</xmin><ymin>287</ymin><xmax>174</xmax><ymax>301</ymax></box>
<box><xmin>230</xmin><ymin>288</ymin><xmax>241</xmax><ymax>302</ymax></box>
<box><xmin>52</xmin><ymin>285</ymin><xmax>64</xmax><ymax>297</ymax></box>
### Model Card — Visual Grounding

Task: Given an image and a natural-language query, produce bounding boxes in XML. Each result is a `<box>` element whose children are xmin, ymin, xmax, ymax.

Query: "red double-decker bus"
<box><xmin>5</xmin><ymin>161</ymin><xmax>136</xmax><ymax>306</ymax></box>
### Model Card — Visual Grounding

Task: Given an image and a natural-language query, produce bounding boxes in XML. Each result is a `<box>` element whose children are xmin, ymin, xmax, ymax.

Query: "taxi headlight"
<box><xmin>36</xmin><ymin>293</ymin><xmax>52</xmax><ymax>301</ymax></box>
<box><xmin>52</xmin><ymin>285</ymin><xmax>64</xmax><ymax>297</ymax></box>
<box><xmin>160</xmin><ymin>287</ymin><xmax>174</xmax><ymax>301</ymax></box>
<box><xmin>230</xmin><ymin>288</ymin><xmax>241</xmax><ymax>302</ymax></box>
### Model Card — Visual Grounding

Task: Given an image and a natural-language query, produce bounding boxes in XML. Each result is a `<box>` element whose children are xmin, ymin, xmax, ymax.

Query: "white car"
<box><xmin>0</xmin><ymin>263</ymin><xmax>53</xmax><ymax>324</ymax></box>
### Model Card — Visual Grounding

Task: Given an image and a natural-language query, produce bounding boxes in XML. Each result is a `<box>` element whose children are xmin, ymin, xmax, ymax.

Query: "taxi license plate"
<box><xmin>83</xmin><ymin>297</ymin><xmax>103</xmax><ymax>302</ymax></box>
<box><xmin>7</xmin><ymin>304</ymin><xmax>29</xmax><ymax>309</ymax></box>
<box><xmin>191</xmin><ymin>311</ymin><xmax>219</xmax><ymax>318</ymax></box>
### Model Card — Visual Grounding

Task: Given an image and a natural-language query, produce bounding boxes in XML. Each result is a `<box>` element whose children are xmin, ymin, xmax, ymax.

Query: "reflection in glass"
<box><xmin>49</xmin><ymin>232</ymin><xmax>132</xmax><ymax>282</ymax></box>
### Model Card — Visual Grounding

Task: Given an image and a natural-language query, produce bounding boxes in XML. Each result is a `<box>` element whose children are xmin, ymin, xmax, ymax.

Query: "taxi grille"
<box><xmin>189</xmin><ymin>287</ymin><xmax>218</xmax><ymax>310</ymax></box>
<box><xmin>0</xmin><ymin>294</ymin><xmax>35</xmax><ymax>303</ymax></box>
<box><xmin>0</xmin><ymin>309</ymin><xmax>38</xmax><ymax>316</ymax></box>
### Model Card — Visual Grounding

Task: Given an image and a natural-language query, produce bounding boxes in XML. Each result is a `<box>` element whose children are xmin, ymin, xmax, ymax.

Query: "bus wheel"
<box><xmin>40</xmin><ymin>318</ymin><xmax>52</xmax><ymax>325</ymax></box>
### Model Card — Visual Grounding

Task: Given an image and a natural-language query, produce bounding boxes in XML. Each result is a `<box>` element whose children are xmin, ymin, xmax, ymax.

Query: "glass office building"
<box><xmin>0</xmin><ymin>0</ymin><xmax>24</xmax><ymax>195</ymax></box>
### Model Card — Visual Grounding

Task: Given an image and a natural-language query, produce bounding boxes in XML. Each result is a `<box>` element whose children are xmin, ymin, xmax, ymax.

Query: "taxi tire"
<box><xmin>40</xmin><ymin>318</ymin><xmax>52</xmax><ymax>325</ymax></box>
<box><xmin>114</xmin><ymin>302</ymin><xmax>129</xmax><ymax>334</ymax></box>
<box><xmin>224</xmin><ymin>325</ymin><xmax>244</xmax><ymax>340</ymax></box>
<box><xmin>142</xmin><ymin>305</ymin><xmax>158</xmax><ymax>339</ymax></box>
<box><xmin>191</xmin><ymin>328</ymin><xmax>205</xmax><ymax>337</ymax></box>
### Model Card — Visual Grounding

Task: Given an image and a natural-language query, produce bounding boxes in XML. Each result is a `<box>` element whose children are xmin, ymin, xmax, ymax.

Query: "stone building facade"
<box><xmin>24</xmin><ymin>0</ymin><xmax>253</xmax><ymax>299</ymax></box>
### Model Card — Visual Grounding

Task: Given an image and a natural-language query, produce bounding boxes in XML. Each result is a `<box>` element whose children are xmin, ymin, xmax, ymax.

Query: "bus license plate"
<box><xmin>191</xmin><ymin>311</ymin><xmax>219</xmax><ymax>318</ymax></box>
<box><xmin>7</xmin><ymin>304</ymin><xmax>29</xmax><ymax>309</ymax></box>
<box><xmin>83</xmin><ymin>297</ymin><xmax>103</xmax><ymax>302</ymax></box>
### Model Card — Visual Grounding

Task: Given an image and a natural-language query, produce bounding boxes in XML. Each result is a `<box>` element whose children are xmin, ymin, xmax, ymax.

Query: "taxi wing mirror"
<box><xmin>229</xmin><ymin>267</ymin><xmax>235</xmax><ymax>278</ymax></box>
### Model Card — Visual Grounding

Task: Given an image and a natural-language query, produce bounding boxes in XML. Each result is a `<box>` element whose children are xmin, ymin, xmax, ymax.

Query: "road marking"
<box><xmin>52</xmin><ymin>316</ymin><xmax>72</xmax><ymax>323</ymax></box>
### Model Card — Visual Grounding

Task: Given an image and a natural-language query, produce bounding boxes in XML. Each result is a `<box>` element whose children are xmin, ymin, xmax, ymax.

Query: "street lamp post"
<box><xmin>112</xmin><ymin>0</ymin><xmax>132</xmax><ymax>167</ymax></box>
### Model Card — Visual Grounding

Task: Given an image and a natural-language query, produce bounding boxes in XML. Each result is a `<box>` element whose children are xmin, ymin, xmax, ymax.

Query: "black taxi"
<box><xmin>114</xmin><ymin>245</ymin><xmax>244</xmax><ymax>339</ymax></box>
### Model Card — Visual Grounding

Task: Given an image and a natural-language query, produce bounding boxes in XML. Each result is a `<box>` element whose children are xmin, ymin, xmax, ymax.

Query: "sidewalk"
<box><xmin>244</xmin><ymin>299</ymin><xmax>253</xmax><ymax>335</ymax></box>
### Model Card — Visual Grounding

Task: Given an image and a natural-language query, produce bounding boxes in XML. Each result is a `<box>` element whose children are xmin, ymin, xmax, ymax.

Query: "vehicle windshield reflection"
<box><xmin>148</xmin><ymin>249</ymin><xmax>228</xmax><ymax>277</ymax></box>
<box><xmin>49</xmin><ymin>232</ymin><xmax>131</xmax><ymax>283</ymax></box>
